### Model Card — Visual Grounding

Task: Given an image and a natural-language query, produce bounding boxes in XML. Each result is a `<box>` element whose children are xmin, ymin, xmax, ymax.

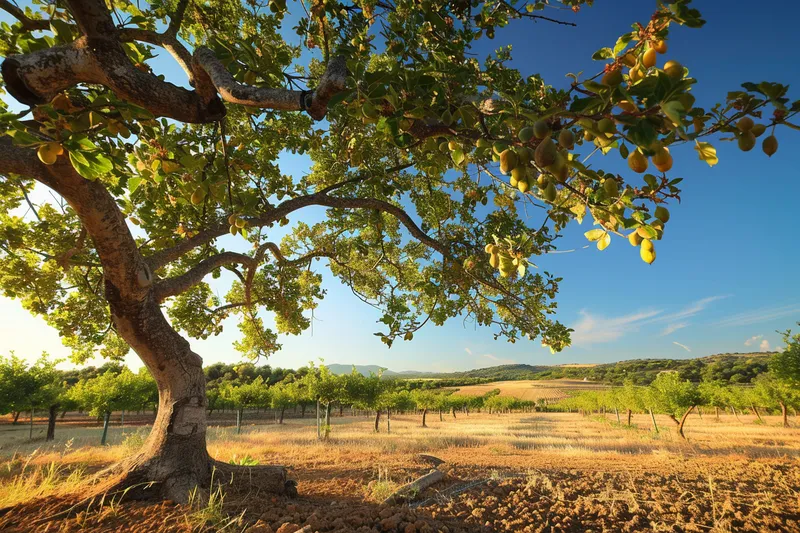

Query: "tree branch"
<box><xmin>0</xmin><ymin>0</ymin><xmax>48</xmax><ymax>30</ymax></box>
<box><xmin>152</xmin><ymin>251</ymin><xmax>255</xmax><ymax>302</ymax></box>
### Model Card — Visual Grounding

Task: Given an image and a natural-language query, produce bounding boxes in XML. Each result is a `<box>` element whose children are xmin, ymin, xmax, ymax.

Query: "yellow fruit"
<box><xmin>499</xmin><ymin>149</ymin><xmax>518</xmax><ymax>175</ymax></box>
<box><xmin>738</xmin><ymin>131</ymin><xmax>756</xmax><ymax>152</ymax></box>
<box><xmin>510</xmin><ymin>166</ymin><xmax>526</xmax><ymax>187</ymax></box>
<box><xmin>489</xmin><ymin>253</ymin><xmax>499</xmax><ymax>268</ymax></box>
<box><xmin>762</xmin><ymin>135</ymin><xmax>778</xmax><ymax>157</ymax></box>
<box><xmin>629</xmin><ymin>64</ymin><xmax>645</xmax><ymax>83</ymax></box>
<box><xmin>533</xmin><ymin>120</ymin><xmax>551</xmax><ymax>139</ymax></box>
<box><xmin>751</xmin><ymin>123</ymin><xmax>767</xmax><ymax>137</ymax></box>
<box><xmin>628</xmin><ymin>232</ymin><xmax>643</xmax><ymax>247</ymax></box>
<box><xmin>652</xmin><ymin>147</ymin><xmax>673</xmax><ymax>172</ymax></box>
<box><xmin>737</xmin><ymin>117</ymin><xmax>754</xmax><ymax>132</ymax></box>
<box><xmin>583</xmin><ymin>129</ymin><xmax>595</xmax><ymax>141</ymax></box>
<box><xmin>37</xmin><ymin>143</ymin><xmax>60</xmax><ymax>165</ymax></box>
<box><xmin>663</xmin><ymin>60</ymin><xmax>683</xmax><ymax>79</ymax></box>
<box><xmin>601</xmin><ymin>68</ymin><xmax>623</xmax><ymax>87</ymax></box>
<box><xmin>536</xmin><ymin>174</ymin><xmax>549</xmax><ymax>188</ymax></box>
<box><xmin>484</xmin><ymin>243</ymin><xmax>493</xmax><ymax>254</ymax></box>
<box><xmin>228</xmin><ymin>214</ymin><xmax>238</xmax><ymax>225</ymax></box>
<box><xmin>652</xmin><ymin>40</ymin><xmax>667</xmax><ymax>54</ymax></box>
<box><xmin>640</xmin><ymin>239</ymin><xmax>656</xmax><ymax>264</ymax></box>
<box><xmin>655</xmin><ymin>206</ymin><xmax>670</xmax><ymax>223</ymax></box>
<box><xmin>627</xmin><ymin>149</ymin><xmax>648</xmax><ymax>173</ymax></box>
<box><xmin>642</xmin><ymin>48</ymin><xmax>657</xmax><ymax>69</ymax></box>
<box><xmin>558</xmin><ymin>129</ymin><xmax>575</xmax><ymax>150</ymax></box>
<box><xmin>621</xmin><ymin>52</ymin><xmax>636</xmax><ymax>67</ymax></box>
<box><xmin>517</xmin><ymin>177</ymin><xmax>530</xmax><ymax>193</ymax></box>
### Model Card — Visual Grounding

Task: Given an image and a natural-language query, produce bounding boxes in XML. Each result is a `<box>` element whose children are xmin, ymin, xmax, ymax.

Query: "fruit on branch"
<box><xmin>652</xmin><ymin>40</ymin><xmax>667</xmax><ymax>54</ymax></box>
<box><xmin>628</xmin><ymin>232</ymin><xmax>643</xmax><ymax>247</ymax></box>
<box><xmin>37</xmin><ymin>143</ymin><xmax>64</xmax><ymax>165</ymax></box>
<box><xmin>601</xmin><ymin>68</ymin><xmax>623</xmax><ymax>87</ymax></box>
<box><xmin>762</xmin><ymin>135</ymin><xmax>778</xmax><ymax>157</ymax></box>
<box><xmin>499</xmin><ymin>149</ymin><xmax>518</xmax><ymax>174</ymax></box>
<box><xmin>558</xmin><ymin>129</ymin><xmax>575</xmax><ymax>150</ymax></box>
<box><xmin>534</xmin><ymin>138</ymin><xmax>557</xmax><ymax>168</ymax></box>
<box><xmin>663</xmin><ymin>60</ymin><xmax>684</xmax><ymax>79</ymax></box>
<box><xmin>640</xmin><ymin>239</ymin><xmax>656</xmax><ymax>264</ymax></box>
<box><xmin>533</xmin><ymin>120</ymin><xmax>551</xmax><ymax>140</ymax></box>
<box><xmin>738</xmin><ymin>131</ymin><xmax>756</xmax><ymax>152</ymax></box>
<box><xmin>627</xmin><ymin>149</ymin><xmax>648</xmax><ymax>173</ymax></box>
<box><xmin>737</xmin><ymin>117</ymin><xmax>754</xmax><ymax>132</ymax></box>
<box><xmin>642</xmin><ymin>48</ymin><xmax>657</xmax><ymax>69</ymax></box>
<box><xmin>652</xmin><ymin>147</ymin><xmax>673</xmax><ymax>172</ymax></box>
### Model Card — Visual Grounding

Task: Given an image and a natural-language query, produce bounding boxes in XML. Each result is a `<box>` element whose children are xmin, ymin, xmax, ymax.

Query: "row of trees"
<box><xmin>0</xmin><ymin>354</ymin><xmax>157</xmax><ymax>444</ymax></box>
<box><xmin>557</xmin><ymin>369</ymin><xmax>798</xmax><ymax>439</ymax></box>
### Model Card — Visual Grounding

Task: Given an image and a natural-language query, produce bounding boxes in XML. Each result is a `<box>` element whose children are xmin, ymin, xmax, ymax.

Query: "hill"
<box><xmin>328</xmin><ymin>352</ymin><xmax>774</xmax><ymax>385</ymax></box>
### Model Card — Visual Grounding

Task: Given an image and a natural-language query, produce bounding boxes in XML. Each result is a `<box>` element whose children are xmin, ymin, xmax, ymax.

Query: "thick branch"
<box><xmin>193</xmin><ymin>49</ymin><xmax>347</xmax><ymax>121</ymax></box>
<box><xmin>0</xmin><ymin>0</ymin><xmax>48</xmax><ymax>30</ymax></box>
<box><xmin>153</xmin><ymin>251</ymin><xmax>255</xmax><ymax>302</ymax></box>
<box><xmin>65</xmin><ymin>0</ymin><xmax>117</xmax><ymax>38</ymax></box>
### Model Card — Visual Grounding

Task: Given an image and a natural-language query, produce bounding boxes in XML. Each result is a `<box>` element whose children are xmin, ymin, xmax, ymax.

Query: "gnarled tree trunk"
<box><xmin>46</xmin><ymin>404</ymin><xmax>59</xmax><ymax>441</ymax></box>
<box><xmin>677</xmin><ymin>405</ymin><xmax>694</xmax><ymax>439</ymax></box>
<box><xmin>780</xmin><ymin>401</ymin><xmax>789</xmax><ymax>428</ymax></box>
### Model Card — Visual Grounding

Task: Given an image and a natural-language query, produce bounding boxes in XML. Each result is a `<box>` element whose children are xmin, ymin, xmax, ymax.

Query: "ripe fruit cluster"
<box><xmin>736</xmin><ymin>117</ymin><xmax>778</xmax><ymax>157</ymax></box>
<box><xmin>627</xmin><ymin>206</ymin><xmax>670</xmax><ymax>265</ymax></box>
<box><xmin>228</xmin><ymin>213</ymin><xmax>249</xmax><ymax>236</ymax></box>
<box><xmin>37</xmin><ymin>142</ymin><xmax>64</xmax><ymax>165</ymax></box>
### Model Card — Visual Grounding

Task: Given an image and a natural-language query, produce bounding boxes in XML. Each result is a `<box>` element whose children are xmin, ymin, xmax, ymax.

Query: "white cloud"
<box><xmin>659</xmin><ymin>322</ymin><xmax>688</xmax><ymax>336</ymax></box>
<box><xmin>654</xmin><ymin>295</ymin><xmax>729</xmax><ymax>323</ymax></box>
<box><xmin>759</xmin><ymin>339</ymin><xmax>771</xmax><ymax>352</ymax></box>
<box><xmin>744</xmin><ymin>335</ymin><xmax>763</xmax><ymax>347</ymax></box>
<box><xmin>570</xmin><ymin>309</ymin><xmax>662</xmax><ymax>347</ymax></box>
<box><xmin>714</xmin><ymin>304</ymin><xmax>800</xmax><ymax>327</ymax></box>
<box><xmin>673</xmin><ymin>341</ymin><xmax>691</xmax><ymax>352</ymax></box>
<box><xmin>464</xmin><ymin>347</ymin><xmax>473</xmax><ymax>355</ymax></box>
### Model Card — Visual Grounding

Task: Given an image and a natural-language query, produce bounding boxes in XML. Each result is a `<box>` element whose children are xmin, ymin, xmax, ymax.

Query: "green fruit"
<box><xmin>476</xmin><ymin>138</ymin><xmax>492</xmax><ymax>149</ymax></box>
<box><xmin>235</xmin><ymin>218</ymin><xmax>247</xmax><ymax>228</ymax></box>
<box><xmin>601</xmin><ymin>69</ymin><xmax>623</xmax><ymax>86</ymax></box>
<box><xmin>751</xmin><ymin>123</ymin><xmax>767</xmax><ymax>137</ymax></box>
<box><xmin>510</xmin><ymin>167</ymin><xmax>526</xmax><ymax>186</ymax></box>
<box><xmin>737</xmin><ymin>131</ymin><xmax>756</xmax><ymax>152</ymax></box>
<box><xmin>603</xmin><ymin>178</ymin><xmax>619</xmax><ymax>197</ymax></box>
<box><xmin>762</xmin><ymin>135</ymin><xmax>778</xmax><ymax>157</ymax></box>
<box><xmin>533</xmin><ymin>120</ymin><xmax>551</xmax><ymax>139</ymax></box>
<box><xmin>558</xmin><ymin>129</ymin><xmax>575</xmax><ymax>150</ymax></box>
<box><xmin>654</xmin><ymin>206</ymin><xmax>670</xmax><ymax>223</ymax></box>
<box><xmin>543</xmin><ymin>182</ymin><xmax>557</xmax><ymax>202</ymax></box>
<box><xmin>597</xmin><ymin>118</ymin><xmax>615</xmax><ymax>135</ymax></box>
<box><xmin>191</xmin><ymin>188</ymin><xmax>205</xmax><ymax>205</ymax></box>
<box><xmin>628</xmin><ymin>232</ymin><xmax>643</xmax><ymax>247</ymax></box>
<box><xmin>737</xmin><ymin>117</ymin><xmax>754</xmax><ymax>132</ymax></box>
<box><xmin>439</xmin><ymin>142</ymin><xmax>449</xmax><ymax>153</ymax></box>
<box><xmin>493</xmin><ymin>141</ymin><xmax>509</xmax><ymax>156</ymax></box>
<box><xmin>534</xmin><ymin>138</ymin><xmax>557</xmax><ymax>168</ymax></box>
<box><xmin>536</xmin><ymin>174</ymin><xmax>549</xmax><ymax>188</ymax></box>
<box><xmin>517</xmin><ymin>146</ymin><xmax>532</xmax><ymax>164</ymax></box>
<box><xmin>230</xmin><ymin>224</ymin><xmax>239</xmax><ymax>236</ymax></box>
<box><xmin>518</xmin><ymin>127</ymin><xmax>534</xmax><ymax>143</ymax></box>
<box><xmin>499</xmin><ymin>149</ymin><xmax>518</xmax><ymax>175</ymax></box>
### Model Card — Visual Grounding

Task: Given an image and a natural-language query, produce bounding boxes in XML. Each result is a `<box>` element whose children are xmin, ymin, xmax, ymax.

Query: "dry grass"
<box><xmin>451</xmin><ymin>378</ymin><xmax>608</xmax><ymax>401</ymax></box>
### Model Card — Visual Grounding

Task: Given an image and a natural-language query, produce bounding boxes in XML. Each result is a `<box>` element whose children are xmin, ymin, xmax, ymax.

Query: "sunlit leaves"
<box><xmin>694</xmin><ymin>141</ymin><xmax>718</xmax><ymax>167</ymax></box>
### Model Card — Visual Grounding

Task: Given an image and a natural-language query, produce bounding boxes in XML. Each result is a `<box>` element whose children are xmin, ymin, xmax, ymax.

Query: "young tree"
<box><xmin>752</xmin><ymin>374</ymin><xmax>797</xmax><ymax>428</ymax></box>
<box><xmin>411</xmin><ymin>390</ymin><xmax>438</xmax><ymax>428</ymax></box>
<box><xmin>219</xmin><ymin>377</ymin><xmax>270</xmax><ymax>434</ymax></box>
<box><xmin>0</xmin><ymin>0</ymin><xmax>795</xmax><ymax>501</ymax></box>
<box><xmin>307</xmin><ymin>366</ymin><xmax>344</xmax><ymax>439</ymax></box>
<box><xmin>697</xmin><ymin>380</ymin><xmax>729</xmax><ymax>421</ymax></box>
<box><xmin>269</xmin><ymin>381</ymin><xmax>293</xmax><ymax>425</ymax></box>
<box><xmin>649</xmin><ymin>372</ymin><xmax>699</xmax><ymax>439</ymax></box>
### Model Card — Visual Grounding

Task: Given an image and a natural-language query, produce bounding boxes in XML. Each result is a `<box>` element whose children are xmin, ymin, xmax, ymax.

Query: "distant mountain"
<box><xmin>325</xmin><ymin>352</ymin><xmax>774</xmax><ymax>385</ymax></box>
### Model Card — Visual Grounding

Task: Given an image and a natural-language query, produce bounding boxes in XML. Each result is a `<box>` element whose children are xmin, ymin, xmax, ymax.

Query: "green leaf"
<box><xmin>660</xmin><ymin>101</ymin><xmax>685</xmax><ymax>126</ymax></box>
<box><xmin>592</xmin><ymin>47</ymin><xmax>614</xmax><ymax>61</ymax></box>
<box><xmin>694</xmin><ymin>141</ymin><xmax>718</xmax><ymax>167</ymax></box>
<box><xmin>128</xmin><ymin>177</ymin><xmax>143</xmax><ymax>193</ymax></box>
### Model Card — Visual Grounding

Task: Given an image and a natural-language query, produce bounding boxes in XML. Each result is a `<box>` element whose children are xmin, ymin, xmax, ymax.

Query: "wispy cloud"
<box><xmin>481</xmin><ymin>353</ymin><xmax>515</xmax><ymax>364</ymax></box>
<box><xmin>673</xmin><ymin>341</ymin><xmax>691</xmax><ymax>352</ymax></box>
<box><xmin>714</xmin><ymin>304</ymin><xmax>800</xmax><ymax>328</ymax></box>
<box><xmin>464</xmin><ymin>347</ymin><xmax>473</xmax><ymax>355</ymax></box>
<box><xmin>759</xmin><ymin>339</ymin><xmax>771</xmax><ymax>352</ymax></box>
<box><xmin>659</xmin><ymin>322</ymin><xmax>688</xmax><ymax>336</ymax></box>
<box><xmin>648</xmin><ymin>296</ymin><xmax>729</xmax><ymax>324</ymax></box>
<box><xmin>571</xmin><ymin>309</ymin><xmax>662</xmax><ymax>347</ymax></box>
<box><xmin>744</xmin><ymin>335</ymin><xmax>763</xmax><ymax>347</ymax></box>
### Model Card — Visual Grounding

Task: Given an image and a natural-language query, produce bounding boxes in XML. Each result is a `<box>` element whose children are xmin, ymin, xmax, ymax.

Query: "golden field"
<box><xmin>0</xmin><ymin>408</ymin><xmax>798</xmax><ymax>532</ymax></box>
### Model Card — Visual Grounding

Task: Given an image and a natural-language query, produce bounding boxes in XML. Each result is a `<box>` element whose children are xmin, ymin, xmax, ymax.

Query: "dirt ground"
<box><xmin>0</xmin><ymin>411</ymin><xmax>798</xmax><ymax>532</ymax></box>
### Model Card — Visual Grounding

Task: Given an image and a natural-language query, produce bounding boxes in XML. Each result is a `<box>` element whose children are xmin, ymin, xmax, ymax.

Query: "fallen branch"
<box><xmin>383</xmin><ymin>469</ymin><xmax>444</xmax><ymax>505</ymax></box>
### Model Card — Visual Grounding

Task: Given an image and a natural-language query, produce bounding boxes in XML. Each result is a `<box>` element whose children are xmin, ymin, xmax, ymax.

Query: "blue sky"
<box><xmin>1</xmin><ymin>1</ymin><xmax>798</xmax><ymax>372</ymax></box>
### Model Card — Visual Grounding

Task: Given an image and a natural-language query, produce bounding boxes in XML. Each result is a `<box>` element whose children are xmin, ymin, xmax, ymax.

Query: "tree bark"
<box><xmin>780</xmin><ymin>401</ymin><xmax>789</xmax><ymax>428</ymax></box>
<box><xmin>300</xmin><ymin>403</ymin><xmax>306</xmax><ymax>418</ymax></box>
<box><xmin>46</xmin><ymin>404</ymin><xmax>59</xmax><ymax>441</ymax></box>
<box><xmin>677</xmin><ymin>405</ymin><xmax>694</xmax><ymax>439</ymax></box>
<box><xmin>374</xmin><ymin>409</ymin><xmax>381</xmax><ymax>433</ymax></box>
<box><xmin>422</xmin><ymin>408</ymin><xmax>428</xmax><ymax>428</ymax></box>
<box><xmin>668</xmin><ymin>414</ymin><xmax>681</xmax><ymax>426</ymax></box>
<box><xmin>279</xmin><ymin>406</ymin><xmax>285</xmax><ymax>425</ymax></box>
<box><xmin>451</xmin><ymin>407</ymin><xmax>456</xmax><ymax>419</ymax></box>
<box><xmin>614</xmin><ymin>407</ymin><xmax>620</xmax><ymax>424</ymax></box>
<box><xmin>439</xmin><ymin>409</ymin><xmax>443</xmax><ymax>422</ymax></box>
<box><xmin>626</xmin><ymin>409</ymin><xmax>632</xmax><ymax>426</ymax></box>
<box><xmin>12</xmin><ymin>411</ymin><xmax>20</xmax><ymax>424</ymax></box>
<box><xmin>750</xmin><ymin>404</ymin><xmax>763</xmax><ymax>423</ymax></box>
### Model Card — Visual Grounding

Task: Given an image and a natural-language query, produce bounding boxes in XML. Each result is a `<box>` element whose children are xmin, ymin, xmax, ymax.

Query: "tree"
<box><xmin>697</xmin><ymin>380</ymin><xmax>729</xmax><ymax>421</ymax></box>
<box><xmin>269</xmin><ymin>381</ymin><xmax>293</xmax><ymax>424</ymax></box>
<box><xmin>648</xmin><ymin>372</ymin><xmax>699</xmax><ymax>439</ymax></box>
<box><xmin>752</xmin><ymin>374</ymin><xmax>797</xmax><ymax>428</ymax></box>
<box><xmin>307</xmin><ymin>365</ymin><xmax>344</xmax><ymax>439</ymax></box>
<box><xmin>1</xmin><ymin>0</ymin><xmax>796</xmax><ymax>501</ymax></box>
<box><xmin>68</xmin><ymin>369</ymin><xmax>150</xmax><ymax>445</ymax></box>
<box><xmin>411</xmin><ymin>390</ymin><xmax>439</xmax><ymax>428</ymax></box>
<box><xmin>219</xmin><ymin>377</ymin><xmax>270</xmax><ymax>434</ymax></box>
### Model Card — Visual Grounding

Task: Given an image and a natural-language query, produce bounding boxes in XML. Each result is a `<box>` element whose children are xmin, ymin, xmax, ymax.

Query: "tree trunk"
<box><xmin>301</xmin><ymin>403</ymin><xmax>306</xmax><ymax>418</ymax></box>
<box><xmin>731</xmin><ymin>406</ymin><xmax>742</xmax><ymax>423</ymax></box>
<box><xmin>614</xmin><ymin>407</ymin><xmax>620</xmax><ymax>424</ymax></box>
<box><xmin>316</xmin><ymin>399</ymin><xmax>320</xmax><ymax>439</ymax></box>
<box><xmin>626</xmin><ymin>409</ymin><xmax>632</xmax><ymax>426</ymax></box>
<box><xmin>121</xmin><ymin>409</ymin><xmax>125</xmax><ymax>430</ymax></box>
<box><xmin>387</xmin><ymin>409</ymin><xmax>391</xmax><ymax>434</ymax></box>
<box><xmin>780</xmin><ymin>401</ymin><xmax>789</xmax><ymax>428</ymax></box>
<box><xmin>374</xmin><ymin>409</ymin><xmax>381</xmax><ymax>433</ymax></box>
<box><xmin>101</xmin><ymin>411</ymin><xmax>111</xmax><ymax>445</ymax></box>
<box><xmin>279</xmin><ymin>406</ymin><xmax>285</xmax><ymax>425</ymax></box>
<box><xmin>236</xmin><ymin>408</ymin><xmax>243</xmax><ymax>434</ymax></box>
<box><xmin>668</xmin><ymin>414</ymin><xmax>680</xmax><ymax>426</ymax></box>
<box><xmin>339</xmin><ymin>404</ymin><xmax>343</xmax><ymax>417</ymax></box>
<box><xmin>439</xmin><ymin>409</ymin><xmax>443</xmax><ymax>422</ymax></box>
<box><xmin>60</xmin><ymin>409</ymin><xmax>67</xmax><ymax>419</ymax></box>
<box><xmin>29</xmin><ymin>408</ymin><xmax>34</xmax><ymax>440</ymax></box>
<box><xmin>697</xmin><ymin>407</ymin><xmax>702</xmax><ymax>419</ymax></box>
<box><xmin>649</xmin><ymin>408</ymin><xmax>659</xmax><ymax>434</ymax></box>
<box><xmin>12</xmin><ymin>411</ymin><xmax>20</xmax><ymax>424</ymax></box>
<box><xmin>324</xmin><ymin>403</ymin><xmax>332</xmax><ymax>439</ymax></box>
<box><xmin>677</xmin><ymin>405</ymin><xmax>694</xmax><ymax>439</ymax></box>
<box><xmin>750</xmin><ymin>404</ymin><xmax>763</xmax><ymax>422</ymax></box>
<box><xmin>46</xmin><ymin>404</ymin><xmax>58</xmax><ymax>441</ymax></box>
<box><xmin>422</xmin><ymin>408</ymin><xmax>428</xmax><ymax>428</ymax></box>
